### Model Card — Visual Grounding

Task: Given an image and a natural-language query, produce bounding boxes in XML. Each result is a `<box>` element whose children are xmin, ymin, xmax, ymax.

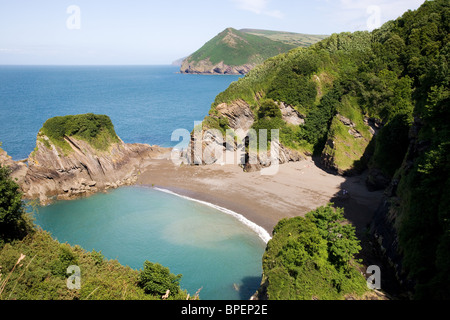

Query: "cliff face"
<box><xmin>0</xmin><ymin>147</ymin><xmax>28</xmax><ymax>183</ymax></box>
<box><xmin>19</xmin><ymin>134</ymin><xmax>170</xmax><ymax>204</ymax></box>
<box><xmin>1</xmin><ymin>115</ymin><xmax>171</xmax><ymax>205</ymax></box>
<box><xmin>180</xmin><ymin>59</ymin><xmax>253</xmax><ymax>75</ymax></box>
<box><xmin>183</xmin><ymin>99</ymin><xmax>304</xmax><ymax>170</ymax></box>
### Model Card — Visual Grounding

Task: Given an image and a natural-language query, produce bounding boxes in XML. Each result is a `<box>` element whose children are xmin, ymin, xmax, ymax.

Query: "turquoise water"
<box><xmin>0</xmin><ymin>65</ymin><xmax>241</xmax><ymax>160</ymax></box>
<box><xmin>33</xmin><ymin>186</ymin><xmax>267</xmax><ymax>300</ymax></box>
<box><xmin>1</xmin><ymin>65</ymin><xmax>266</xmax><ymax>300</ymax></box>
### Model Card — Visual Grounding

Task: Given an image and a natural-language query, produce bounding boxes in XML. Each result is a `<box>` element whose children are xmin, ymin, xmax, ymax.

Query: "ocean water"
<box><xmin>34</xmin><ymin>187</ymin><xmax>267</xmax><ymax>300</ymax></box>
<box><xmin>1</xmin><ymin>66</ymin><xmax>267</xmax><ymax>300</ymax></box>
<box><xmin>0</xmin><ymin>65</ymin><xmax>240</xmax><ymax>160</ymax></box>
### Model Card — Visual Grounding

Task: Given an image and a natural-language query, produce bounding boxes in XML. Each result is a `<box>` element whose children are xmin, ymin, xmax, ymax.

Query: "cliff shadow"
<box><xmin>238</xmin><ymin>276</ymin><xmax>263</xmax><ymax>300</ymax></box>
<box><xmin>328</xmin><ymin>174</ymin><xmax>405</xmax><ymax>298</ymax></box>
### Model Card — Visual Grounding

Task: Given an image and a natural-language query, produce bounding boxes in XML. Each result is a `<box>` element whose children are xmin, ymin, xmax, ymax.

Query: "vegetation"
<box><xmin>138</xmin><ymin>261</ymin><xmax>184</xmax><ymax>298</ymax></box>
<box><xmin>185</xmin><ymin>28</ymin><xmax>298</xmax><ymax>68</ymax></box>
<box><xmin>207</xmin><ymin>0</ymin><xmax>450</xmax><ymax>298</ymax></box>
<box><xmin>0</xmin><ymin>167</ymin><xmax>189</xmax><ymax>300</ymax></box>
<box><xmin>262</xmin><ymin>205</ymin><xmax>368</xmax><ymax>300</ymax></box>
<box><xmin>0</xmin><ymin>165</ymin><xmax>33</xmax><ymax>247</ymax></box>
<box><xmin>240</xmin><ymin>29</ymin><xmax>328</xmax><ymax>47</ymax></box>
<box><xmin>187</xmin><ymin>28</ymin><xmax>325</xmax><ymax>71</ymax></box>
<box><xmin>40</xmin><ymin>113</ymin><xmax>120</xmax><ymax>154</ymax></box>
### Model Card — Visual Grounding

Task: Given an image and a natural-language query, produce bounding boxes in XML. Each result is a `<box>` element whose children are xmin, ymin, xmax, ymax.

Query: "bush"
<box><xmin>138</xmin><ymin>261</ymin><xmax>183</xmax><ymax>297</ymax></box>
<box><xmin>263</xmin><ymin>204</ymin><xmax>367</xmax><ymax>300</ymax></box>
<box><xmin>0</xmin><ymin>165</ymin><xmax>33</xmax><ymax>246</ymax></box>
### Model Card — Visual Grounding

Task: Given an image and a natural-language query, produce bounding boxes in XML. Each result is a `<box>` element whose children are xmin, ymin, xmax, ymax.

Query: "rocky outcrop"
<box><xmin>183</xmin><ymin>99</ymin><xmax>304</xmax><ymax>169</ymax></box>
<box><xmin>0</xmin><ymin>148</ymin><xmax>28</xmax><ymax>183</ymax></box>
<box><xmin>276</xmin><ymin>101</ymin><xmax>305</xmax><ymax>125</ymax></box>
<box><xmin>321</xmin><ymin>113</ymin><xmax>375</xmax><ymax>175</ymax></box>
<box><xmin>181</xmin><ymin>58</ymin><xmax>254</xmax><ymax>75</ymax></box>
<box><xmin>2</xmin><ymin>134</ymin><xmax>171</xmax><ymax>205</ymax></box>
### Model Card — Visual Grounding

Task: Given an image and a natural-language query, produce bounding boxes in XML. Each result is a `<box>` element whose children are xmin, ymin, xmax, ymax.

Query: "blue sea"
<box><xmin>0</xmin><ymin>66</ymin><xmax>267</xmax><ymax>300</ymax></box>
<box><xmin>0</xmin><ymin>65</ymin><xmax>239</xmax><ymax>160</ymax></box>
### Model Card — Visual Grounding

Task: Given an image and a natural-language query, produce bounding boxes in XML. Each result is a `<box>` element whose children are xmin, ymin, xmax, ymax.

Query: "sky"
<box><xmin>0</xmin><ymin>0</ymin><xmax>426</xmax><ymax>65</ymax></box>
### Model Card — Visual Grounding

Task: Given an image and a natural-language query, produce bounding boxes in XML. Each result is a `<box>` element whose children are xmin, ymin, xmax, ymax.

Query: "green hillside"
<box><xmin>188</xmin><ymin>28</ymin><xmax>296</xmax><ymax>66</ymax></box>
<box><xmin>181</xmin><ymin>28</ymin><xmax>327</xmax><ymax>74</ymax></box>
<box><xmin>206</xmin><ymin>0</ymin><xmax>450</xmax><ymax>299</ymax></box>
<box><xmin>240</xmin><ymin>28</ymin><xmax>328</xmax><ymax>47</ymax></box>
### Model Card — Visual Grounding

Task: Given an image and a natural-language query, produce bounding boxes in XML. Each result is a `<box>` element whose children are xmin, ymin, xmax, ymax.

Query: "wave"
<box><xmin>153</xmin><ymin>187</ymin><xmax>272</xmax><ymax>244</ymax></box>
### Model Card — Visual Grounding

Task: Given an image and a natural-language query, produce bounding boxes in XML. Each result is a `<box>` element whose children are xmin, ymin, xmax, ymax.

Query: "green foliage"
<box><xmin>40</xmin><ymin>113</ymin><xmax>120</xmax><ymax>153</ymax></box>
<box><xmin>298</xmin><ymin>88</ymin><xmax>340</xmax><ymax>154</ymax></box>
<box><xmin>138</xmin><ymin>261</ymin><xmax>183</xmax><ymax>298</ymax></box>
<box><xmin>188</xmin><ymin>28</ymin><xmax>297</xmax><ymax>67</ymax></box>
<box><xmin>210</xmin><ymin>0</ymin><xmax>450</xmax><ymax>299</ymax></box>
<box><xmin>0</xmin><ymin>230</ymin><xmax>188</xmax><ymax>300</ymax></box>
<box><xmin>0</xmin><ymin>165</ymin><xmax>33</xmax><ymax>246</ymax></box>
<box><xmin>266</xmin><ymin>51</ymin><xmax>319</xmax><ymax>109</ymax></box>
<box><xmin>258</xmin><ymin>99</ymin><xmax>282</xmax><ymax>119</ymax></box>
<box><xmin>306</xmin><ymin>205</ymin><xmax>361</xmax><ymax>271</ymax></box>
<box><xmin>370</xmin><ymin>113</ymin><xmax>412</xmax><ymax>177</ymax></box>
<box><xmin>50</xmin><ymin>245</ymin><xmax>79</xmax><ymax>278</ymax></box>
<box><xmin>263</xmin><ymin>205</ymin><xmax>367</xmax><ymax>300</ymax></box>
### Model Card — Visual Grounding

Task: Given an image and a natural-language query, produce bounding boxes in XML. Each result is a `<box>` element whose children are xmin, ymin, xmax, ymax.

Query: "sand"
<box><xmin>136</xmin><ymin>157</ymin><xmax>384</xmax><ymax>237</ymax></box>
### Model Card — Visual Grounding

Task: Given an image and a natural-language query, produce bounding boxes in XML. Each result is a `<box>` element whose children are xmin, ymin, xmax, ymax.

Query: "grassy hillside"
<box><xmin>207</xmin><ymin>0</ymin><xmax>450</xmax><ymax>298</ymax></box>
<box><xmin>186</xmin><ymin>28</ymin><xmax>297</xmax><ymax>67</ymax></box>
<box><xmin>240</xmin><ymin>28</ymin><xmax>328</xmax><ymax>47</ymax></box>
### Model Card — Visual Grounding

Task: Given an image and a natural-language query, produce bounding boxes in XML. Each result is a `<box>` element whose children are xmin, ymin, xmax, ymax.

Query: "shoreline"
<box><xmin>135</xmin><ymin>158</ymin><xmax>384</xmax><ymax>238</ymax></box>
<box><xmin>152</xmin><ymin>186</ymin><xmax>272</xmax><ymax>243</ymax></box>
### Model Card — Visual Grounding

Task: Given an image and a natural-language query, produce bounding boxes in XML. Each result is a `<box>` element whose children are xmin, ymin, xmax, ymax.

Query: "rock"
<box><xmin>277</xmin><ymin>102</ymin><xmax>305</xmax><ymax>125</ymax></box>
<box><xmin>181</xmin><ymin>59</ymin><xmax>253</xmax><ymax>75</ymax></box>
<box><xmin>215</xmin><ymin>99</ymin><xmax>255</xmax><ymax>132</ymax></box>
<box><xmin>0</xmin><ymin>147</ymin><xmax>28</xmax><ymax>184</ymax></box>
<box><xmin>15</xmin><ymin>131</ymin><xmax>172</xmax><ymax>204</ymax></box>
<box><xmin>184</xmin><ymin>99</ymin><xmax>305</xmax><ymax>169</ymax></box>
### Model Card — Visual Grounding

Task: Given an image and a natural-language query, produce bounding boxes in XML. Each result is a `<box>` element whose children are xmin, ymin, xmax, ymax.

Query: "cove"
<box><xmin>33</xmin><ymin>186</ymin><xmax>266</xmax><ymax>300</ymax></box>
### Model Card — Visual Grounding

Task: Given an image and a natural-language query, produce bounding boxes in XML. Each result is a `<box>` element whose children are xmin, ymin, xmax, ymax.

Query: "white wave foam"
<box><xmin>153</xmin><ymin>187</ymin><xmax>272</xmax><ymax>244</ymax></box>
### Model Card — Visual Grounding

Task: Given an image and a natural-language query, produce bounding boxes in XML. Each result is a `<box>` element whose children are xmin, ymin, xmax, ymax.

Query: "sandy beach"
<box><xmin>136</xmin><ymin>157</ymin><xmax>384</xmax><ymax>237</ymax></box>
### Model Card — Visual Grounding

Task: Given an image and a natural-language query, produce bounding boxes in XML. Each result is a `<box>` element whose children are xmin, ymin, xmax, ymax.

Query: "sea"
<box><xmin>0</xmin><ymin>65</ymin><xmax>267</xmax><ymax>300</ymax></box>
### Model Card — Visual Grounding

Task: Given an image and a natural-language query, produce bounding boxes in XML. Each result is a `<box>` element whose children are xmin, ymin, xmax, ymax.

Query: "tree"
<box><xmin>138</xmin><ymin>261</ymin><xmax>182</xmax><ymax>297</ymax></box>
<box><xmin>0</xmin><ymin>165</ymin><xmax>33</xmax><ymax>246</ymax></box>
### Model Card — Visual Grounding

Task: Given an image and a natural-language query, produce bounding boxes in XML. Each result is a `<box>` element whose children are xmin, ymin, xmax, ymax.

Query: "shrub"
<box><xmin>0</xmin><ymin>165</ymin><xmax>33</xmax><ymax>246</ymax></box>
<box><xmin>138</xmin><ymin>261</ymin><xmax>183</xmax><ymax>297</ymax></box>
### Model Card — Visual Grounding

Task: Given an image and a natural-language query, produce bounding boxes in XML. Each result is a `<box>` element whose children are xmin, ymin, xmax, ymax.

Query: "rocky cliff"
<box><xmin>180</xmin><ymin>59</ymin><xmax>254</xmax><ymax>75</ymax></box>
<box><xmin>1</xmin><ymin>115</ymin><xmax>171</xmax><ymax>204</ymax></box>
<box><xmin>183</xmin><ymin>98</ymin><xmax>305</xmax><ymax>170</ymax></box>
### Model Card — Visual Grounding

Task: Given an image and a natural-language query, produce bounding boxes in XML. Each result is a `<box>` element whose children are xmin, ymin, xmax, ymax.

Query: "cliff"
<box><xmin>1</xmin><ymin>114</ymin><xmax>171</xmax><ymax>204</ymax></box>
<box><xmin>187</xmin><ymin>0</ymin><xmax>450</xmax><ymax>298</ymax></box>
<box><xmin>183</xmin><ymin>98</ymin><xmax>305</xmax><ymax>170</ymax></box>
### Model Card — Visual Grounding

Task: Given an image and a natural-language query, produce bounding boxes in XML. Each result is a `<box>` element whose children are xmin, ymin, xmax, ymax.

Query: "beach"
<box><xmin>136</xmin><ymin>157</ymin><xmax>384</xmax><ymax>236</ymax></box>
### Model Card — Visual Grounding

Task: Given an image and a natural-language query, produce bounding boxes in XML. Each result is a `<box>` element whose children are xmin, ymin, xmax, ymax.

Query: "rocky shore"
<box><xmin>1</xmin><ymin>135</ymin><xmax>171</xmax><ymax>205</ymax></box>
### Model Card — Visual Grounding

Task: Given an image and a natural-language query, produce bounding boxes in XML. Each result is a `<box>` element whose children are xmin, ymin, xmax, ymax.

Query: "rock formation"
<box><xmin>183</xmin><ymin>99</ymin><xmax>304</xmax><ymax>170</ymax></box>
<box><xmin>1</xmin><ymin>122</ymin><xmax>171</xmax><ymax>205</ymax></box>
<box><xmin>180</xmin><ymin>59</ymin><xmax>254</xmax><ymax>75</ymax></box>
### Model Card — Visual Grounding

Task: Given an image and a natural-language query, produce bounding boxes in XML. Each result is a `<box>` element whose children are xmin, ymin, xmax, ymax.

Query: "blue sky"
<box><xmin>0</xmin><ymin>0</ymin><xmax>425</xmax><ymax>65</ymax></box>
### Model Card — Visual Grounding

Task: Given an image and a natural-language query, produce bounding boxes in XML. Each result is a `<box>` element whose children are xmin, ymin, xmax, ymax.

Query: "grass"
<box><xmin>0</xmin><ymin>230</ymin><xmax>189</xmax><ymax>300</ymax></box>
<box><xmin>39</xmin><ymin>113</ymin><xmax>120</xmax><ymax>155</ymax></box>
<box><xmin>322</xmin><ymin>95</ymin><xmax>372</xmax><ymax>172</ymax></box>
<box><xmin>188</xmin><ymin>28</ymin><xmax>297</xmax><ymax>67</ymax></box>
